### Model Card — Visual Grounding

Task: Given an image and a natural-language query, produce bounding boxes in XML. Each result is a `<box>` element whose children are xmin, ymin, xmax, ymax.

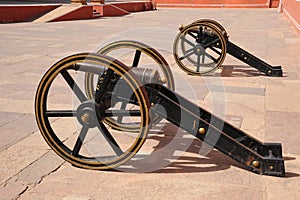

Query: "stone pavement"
<box><xmin>0</xmin><ymin>8</ymin><xmax>300</xmax><ymax>200</ymax></box>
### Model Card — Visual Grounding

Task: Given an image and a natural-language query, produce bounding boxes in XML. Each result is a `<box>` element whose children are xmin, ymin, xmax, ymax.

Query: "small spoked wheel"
<box><xmin>174</xmin><ymin>22</ymin><xmax>227</xmax><ymax>75</ymax></box>
<box><xmin>85</xmin><ymin>40</ymin><xmax>174</xmax><ymax>131</ymax></box>
<box><xmin>35</xmin><ymin>53</ymin><xmax>150</xmax><ymax>170</ymax></box>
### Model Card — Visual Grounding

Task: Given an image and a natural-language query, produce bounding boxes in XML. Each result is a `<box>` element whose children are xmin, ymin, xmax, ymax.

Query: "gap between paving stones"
<box><xmin>0</xmin><ymin>150</ymin><xmax>65</xmax><ymax>200</ymax></box>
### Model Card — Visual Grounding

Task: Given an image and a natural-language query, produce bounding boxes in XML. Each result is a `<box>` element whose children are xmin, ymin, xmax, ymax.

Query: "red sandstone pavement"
<box><xmin>0</xmin><ymin>8</ymin><xmax>300</xmax><ymax>200</ymax></box>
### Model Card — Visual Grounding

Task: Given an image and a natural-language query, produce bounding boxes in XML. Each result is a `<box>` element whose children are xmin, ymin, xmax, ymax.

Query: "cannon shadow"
<box><xmin>115</xmin><ymin>123</ymin><xmax>244</xmax><ymax>174</ymax></box>
<box><xmin>114</xmin><ymin>123</ymin><xmax>299</xmax><ymax>177</ymax></box>
<box><xmin>218</xmin><ymin>65</ymin><xmax>264</xmax><ymax>77</ymax></box>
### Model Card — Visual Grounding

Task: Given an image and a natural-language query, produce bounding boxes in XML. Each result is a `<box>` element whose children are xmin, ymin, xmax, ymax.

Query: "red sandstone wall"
<box><xmin>0</xmin><ymin>5</ymin><xmax>59</xmax><ymax>23</ymax></box>
<box><xmin>112</xmin><ymin>2</ymin><xmax>154</xmax><ymax>12</ymax></box>
<box><xmin>280</xmin><ymin>0</ymin><xmax>300</xmax><ymax>33</ymax></box>
<box><xmin>50</xmin><ymin>6</ymin><xmax>93</xmax><ymax>22</ymax></box>
<box><xmin>155</xmin><ymin>0</ymin><xmax>271</xmax><ymax>8</ymax></box>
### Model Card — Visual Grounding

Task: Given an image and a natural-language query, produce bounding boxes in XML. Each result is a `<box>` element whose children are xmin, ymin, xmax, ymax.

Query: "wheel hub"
<box><xmin>194</xmin><ymin>45</ymin><xmax>205</xmax><ymax>56</ymax></box>
<box><xmin>76</xmin><ymin>100</ymin><xmax>104</xmax><ymax>128</ymax></box>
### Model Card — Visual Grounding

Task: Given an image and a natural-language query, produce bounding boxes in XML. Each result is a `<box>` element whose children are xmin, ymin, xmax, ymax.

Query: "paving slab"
<box><xmin>0</xmin><ymin>7</ymin><xmax>300</xmax><ymax>200</ymax></box>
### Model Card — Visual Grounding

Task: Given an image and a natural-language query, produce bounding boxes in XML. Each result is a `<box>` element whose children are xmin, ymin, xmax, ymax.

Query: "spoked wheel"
<box><xmin>179</xmin><ymin>19</ymin><xmax>228</xmax><ymax>67</ymax></box>
<box><xmin>85</xmin><ymin>40</ymin><xmax>174</xmax><ymax>131</ymax></box>
<box><xmin>35</xmin><ymin>53</ymin><xmax>150</xmax><ymax>170</ymax></box>
<box><xmin>174</xmin><ymin>22</ymin><xmax>227</xmax><ymax>75</ymax></box>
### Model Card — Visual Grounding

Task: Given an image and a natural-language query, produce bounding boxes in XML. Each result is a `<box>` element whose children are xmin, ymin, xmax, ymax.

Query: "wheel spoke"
<box><xmin>95</xmin><ymin>69</ymin><xmax>114</xmax><ymax>103</ymax></box>
<box><xmin>201</xmin><ymin>53</ymin><xmax>205</xmax><ymax>63</ymax></box>
<box><xmin>204</xmin><ymin>51</ymin><xmax>218</xmax><ymax>63</ymax></box>
<box><xmin>72</xmin><ymin>126</ymin><xmax>89</xmax><ymax>156</ymax></box>
<box><xmin>204</xmin><ymin>38</ymin><xmax>220</xmax><ymax>48</ymax></box>
<box><xmin>181</xmin><ymin>36</ymin><xmax>195</xmax><ymax>47</ymax></box>
<box><xmin>187</xmin><ymin>31</ymin><xmax>197</xmax><ymax>39</ymax></box>
<box><xmin>196</xmin><ymin>55</ymin><xmax>201</xmax><ymax>72</ymax></box>
<box><xmin>132</xmin><ymin>50</ymin><xmax>142</xmax><ymax>68</ymax></box>
<box><xmin>185</xmin><ymin>48</ymin><xmax>194</xmax><ymax>54</ymax></box>
<box><xmin>97</xmin><ymin>122</ymin><xmax>123</xmax><ymax>156</ymax></box>
<box><xmin>116</xmin><ymin>101</ymin><xmax>127</xmax><ymax>123</ymax></box>
<box><xmin>179</xmin><ymin>50</ymin><xmax>195</xmax><ymax>61</ymax></box>
<box><xmin>60</xmin><ymin>69</ymin><xmax>87</xmax><ymax>103</ymax></box>
<box><xmin>208</xmin><ymin>46</ymin><xmax>222</xmax><ymax>55</ymax></box>
<box><xmin>105</xmin><ymin>109</ymin><xmax>141</xmax><ymax>117</ymax></box>
<box><xmin>45</xmin><ymin>110</ymin><xmax>76</xmax><ymax>117</ymax></box>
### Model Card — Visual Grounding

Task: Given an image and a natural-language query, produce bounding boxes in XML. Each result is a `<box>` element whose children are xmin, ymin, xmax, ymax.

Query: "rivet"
<box><xmin>198</xmin><ymin>127</ymin><xmax>206</xmax><ymax>135</ymax></box>
<box><xmin>160</xmin><ymin>77</ymin><xmax>167</xmax><ymax>84</ymax></box>
<box><xmin>81</xmin><ymin>113</ymin><xmax>90</xmax><ymax>123</ymax></box>
<box><xmin>252</xmin><ymin>160</ymin><xmax>260</xmax><ymax>168</ymax></box>
<box><xmin>244</xmin><ymin>57</ymin><xmax>247</xmax><ymax>60</ymax></box>
<box><xmin>268</xmin><ymin>70</ymin><xmax>272</xmax><ymax>74</ymax></box>
<box><xmin>151</xmin><ymin>103</ymin><xmax>155</xmax><ymax>107</ymax></box>
<box><xmin>178</xmin><ymin>24</ymin><xmax>185</xmax><ymax>30</ymax></box>
<box><xmin>269</xmin><ymin>165</ymin><xmax>274</xmax><ymax>171</ymax></box>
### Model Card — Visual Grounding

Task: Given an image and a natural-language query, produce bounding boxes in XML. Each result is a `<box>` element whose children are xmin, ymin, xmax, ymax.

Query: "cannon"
<box><xmin>173</xmin><ymin>19</ymin><xmax>283</xmax><ymax>76</ymax></box>
<box><xmin>35</xmin><ymin>39</ymin><xmax>285</xmax><ymax>176</ymax></box>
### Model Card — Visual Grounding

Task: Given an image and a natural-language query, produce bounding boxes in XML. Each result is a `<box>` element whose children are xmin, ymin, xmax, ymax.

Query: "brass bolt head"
<box><xmin>81</xmin><ymin>113</ymin><xmax>90</xmax><ymax>123</ymax></box>
<box><xmin>160</xmin><ymin>77</ymin><xmax>167</xmax><ymax>84</ymax></box>
<box><xmin>268</xmin><ymin>70</ymin><xmax>272</xmax><ymax>74</ymax></box>
<box><xmin>198</xmin><ymin>127</ymin><xmax>206</xmax><ymax>135</ymax></box>
<box><xmin>252</xmin><ymin>160</ymin><xmax>260</xmax><ymax>168</ymax></box>
<box><xmin>151</xmin><ymin>102</ymin><xmax>155</xmax><ymax>107</ymax></box>
<box><xmin>178</xmin><ymin>24</ymin><xmax>185</xmax><ymax>30</ymax></box>
<box><xmin>269</xmin><ymin>165</ymin><xmax>274</xmax><ymax>171</ymax></box>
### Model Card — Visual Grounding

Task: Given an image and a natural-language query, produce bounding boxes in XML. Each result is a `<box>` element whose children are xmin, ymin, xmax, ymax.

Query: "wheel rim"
<box><xmin>173</xmin><ymin>22</ymin><xmax>227</xmax><ymax>75</ymax></box>
<box><xmin>35</xmin><ymin>53</ymin><xmax>150</xmax><ymax>169</ymax></box>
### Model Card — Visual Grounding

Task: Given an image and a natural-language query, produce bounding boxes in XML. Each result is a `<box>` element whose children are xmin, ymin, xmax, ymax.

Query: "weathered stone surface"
<box><xmin>19</xmin><ymin>163</ymin><xmax>266</xmax><ymax>200</ymax></box>
<box><xmin>0</xmin><ymin>113</ymin><xmax>37</xmax><ymax>151</ymax></box>
<box><xmin>0</xmin><ymin>181</ymin><xmax>28</xmax><ymax>200</ymax></box>
<box><xmin>0</xmin><ymin>111</ymin><xmax>24</xmax><ymax>127</ymax></box>
<box><xmin>17</xmin><ymin>151</ymin><xmax>65</xmax><ymax>185</ymax></box>
<box><xmin>265</xmin><ymin>111</ymin><xmax>300</xmax><ymax>154</ymax></box>
<box><xmin>266</xmin><ymin>83</ymin><xmax>300</xmax><ymax>112</ymax></box>
<box><xmin>0</xmin><ymin>132</ymin><xmax>48</xmax><ymax>185</ymax></box>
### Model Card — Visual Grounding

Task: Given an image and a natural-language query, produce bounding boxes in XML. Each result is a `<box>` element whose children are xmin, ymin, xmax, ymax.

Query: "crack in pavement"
<box><xmin>0</xmin><ymin>150</ymin><xmax>65</xmax><ymax>200</ymax></box>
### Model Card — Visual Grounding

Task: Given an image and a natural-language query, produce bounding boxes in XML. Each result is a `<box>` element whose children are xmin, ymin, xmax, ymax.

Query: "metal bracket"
<box><xmin>226</xmin><ymin>41</ymin><xmax>283</xmax><ymax>77</ymax></box>
<box><xmin>146</xmin><ymin>84</ymin><xmax>285</xmax><ymax>176</ymax></box>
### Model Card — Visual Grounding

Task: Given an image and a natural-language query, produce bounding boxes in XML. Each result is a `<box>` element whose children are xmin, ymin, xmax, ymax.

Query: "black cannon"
<box><xmin>35</xmin><ymin>39</ymin><xmax>285</xmax><ymax>176</ymax></box>
<box><xmin>173</xmin><ymin>19</ymin><xmax>283</xmax><ymax>76</ymax></box>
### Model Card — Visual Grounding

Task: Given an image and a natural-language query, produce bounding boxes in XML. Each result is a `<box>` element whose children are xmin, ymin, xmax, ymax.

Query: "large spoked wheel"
<box><xmin>35</xmin><ymin>53</ymin><xmax>150</xmax><ymax>170</ymax></box>
<box><xmin>85</xmin><ymin>40</ymin><xmax>174</xmax><ymax>131</ymax></box>
<box><xmin>174</xmin><ymin>22</ymin><xmax>227</xmax><ymax>75</ymax></box>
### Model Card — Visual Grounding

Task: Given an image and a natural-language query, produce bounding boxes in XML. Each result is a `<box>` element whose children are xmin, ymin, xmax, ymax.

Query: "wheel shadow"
<box><xmin>219</xmin><ymin>65</ymin><xmax>263</xmax><ymax>77</ymax></box>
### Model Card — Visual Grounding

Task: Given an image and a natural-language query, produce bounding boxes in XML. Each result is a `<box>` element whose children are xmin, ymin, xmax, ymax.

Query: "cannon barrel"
<box><xmin>74</xmin><ymin>62</ymin><xmax>160</xmax><ymax>84</ymax></box>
